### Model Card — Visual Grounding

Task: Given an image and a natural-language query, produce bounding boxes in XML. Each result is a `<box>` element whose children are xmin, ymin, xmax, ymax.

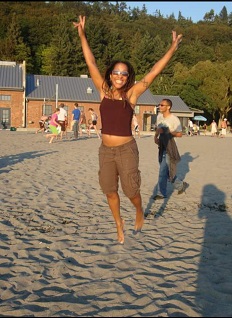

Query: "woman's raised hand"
<box><xmin>73</xmin><ymin>15</ymin><xmax>86</xmax><ymax>37</ymax></box>
<box><xmin>171</xmin><ymin>30</ymin><xmax>183</xmax><ymax>50</ymax></box>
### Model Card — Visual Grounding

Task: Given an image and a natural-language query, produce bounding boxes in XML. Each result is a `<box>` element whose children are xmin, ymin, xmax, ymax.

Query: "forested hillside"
<box><xmin>1</xmin><ymin>1</ymin><xmax>232</xmax><ymax>121</ymax></box>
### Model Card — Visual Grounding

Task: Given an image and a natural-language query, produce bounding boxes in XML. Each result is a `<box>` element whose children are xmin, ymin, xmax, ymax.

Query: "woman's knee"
<box><xmin>106</xmin><ymin>192</ymin><xmax>118</xmax><ymax>200</ymax></box>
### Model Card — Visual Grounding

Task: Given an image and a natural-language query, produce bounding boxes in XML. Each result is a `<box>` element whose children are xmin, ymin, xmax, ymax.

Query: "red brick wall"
<box><xmin>0</xmin><ymin>89</ymin><xmax>156</xmax><ymax>130</ymax></box>
<box><xmin>0</xmin><ymin>90</ymin><xmax>24</xmax><ymax>127</ymax></box>
<box><xmin>27</xmin><ymin>100</ymin><xmax>101</xmax><ymax>130</ymax></box>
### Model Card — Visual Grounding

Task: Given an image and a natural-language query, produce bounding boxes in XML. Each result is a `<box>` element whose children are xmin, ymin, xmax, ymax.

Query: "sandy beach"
<box><xmin>0</xmin><ymin>130</ymin><xmax>232</xmax><ymax>317</ymax></box>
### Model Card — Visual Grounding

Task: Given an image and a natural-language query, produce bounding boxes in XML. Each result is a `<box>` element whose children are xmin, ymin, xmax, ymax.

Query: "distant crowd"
<box><xmin>185</xmin><ymin>118</ymin><xmax>230</xmax><ymax>138</ymax></box>
<box><xmin>36</xmin><ymin>102</ymin><xmax>141</xmax><ymax>143</ymax></box>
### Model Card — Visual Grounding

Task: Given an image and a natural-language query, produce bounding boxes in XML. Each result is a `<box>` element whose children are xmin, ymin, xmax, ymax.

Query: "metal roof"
<box><xmin>0</xmin><ymin>62</ymin><xmax>23</xmax><ymax>89</ymax></box>
<box><xmin>26</xmin><ymin>74</ymin><xmax>159</xmax><ymax>105</ymax></box>
<box><xmin>154</xmin><ymin>95</ymin><xmax>191</xmax><ymax>113</ymax></box>
<box><xmin>189</xmin><ymin>107</ymin><xmax>204</xmax><ymax>114</ymax></box>
<box><xmin>0</xmin><ymin>62</ymin><xmax>192</xmax><ymax>112</ymax></box>
<box><xmin>26</xmin><ymin>74</ymin><xmax>99</xmax><ymax>102</ymax></box>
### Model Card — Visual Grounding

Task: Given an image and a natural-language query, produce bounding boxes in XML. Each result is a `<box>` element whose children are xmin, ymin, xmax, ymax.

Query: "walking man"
<box><xmin>153</xmin><ymin>99</ymin><xmax>188</xmax><ymax>200</ymax></box>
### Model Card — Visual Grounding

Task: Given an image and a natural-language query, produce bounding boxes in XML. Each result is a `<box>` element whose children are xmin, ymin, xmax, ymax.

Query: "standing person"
<box><xmin>211</xmin><ymin>120</ymin><xmax>217</xmax><ymax>137</ymax></box>
<box><xmin>79</xmin><ymin>110</ymin><xmax>87</xmax><ymax>137</ymax></box>
<box><xmin>57</xmin><ymin>103</ymin><xmax>67</xmax><ymax>140</ymax></box>
<box><xmin>132</xmin><ymin>113</ymin><xmax>141</xmax><ymax>138</ymax></box>
<box><xmin>153</xmin><ymin>99</ymin><xmax>188</xmax><ymax>200</ymax></box>
<box><xmin>71</xmin><ymin>102</ymin><xmax>81</xmax><ymax>139</ymax></box>
<box><xmin>226</xmin><ymin>120</ymin><xmax>231</xmax><ymax>133</ymax></box>
<box><xmin>36</xmin><ymin>114</ymin><xmax>48</xmax><ymax>134</ymax></box>
<box><xmin>203</xmin><ymin>123</ymin><xmax>207</xmax><ymax>136</ymax></box>
<box><xmin>87</xmin><ymin>108</ymin><xmax>101</xmax><ymax>138</ymax></box>
<box><xmin>188</xmin><ymin>118</ymin><xmax>194</xmax><ymax>136</ymax></box>
<box><xmin>220</xmin><ymin>118</ymin><xmax>227</xmax><ymax>138</ymax></box>
<box><xmin>73</xmin><ymin>15</ymin><xmax>182</xmax><ymax>244</ymax></box>
<box><xmin>45</xmin><ymin>108</ymin><xmax>61</xmax><ymax>144</ymax></box>
<box><xmin>193</xmin><ymin>123</ymin><xmax>200</xmax><ymax>136</ymax></box>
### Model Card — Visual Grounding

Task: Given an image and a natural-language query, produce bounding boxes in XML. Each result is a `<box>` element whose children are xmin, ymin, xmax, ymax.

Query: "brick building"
<box><xmin>0</xmin><ymin>61</ymin><xmax>194</xmax><ymax>131</ymax></box>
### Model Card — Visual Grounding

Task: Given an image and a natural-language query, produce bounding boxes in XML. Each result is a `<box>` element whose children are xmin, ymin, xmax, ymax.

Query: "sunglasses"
<box><xmin>112</xmin><ymin>70</ymin><xmax>129</xmax><ymax>77</ymax></box>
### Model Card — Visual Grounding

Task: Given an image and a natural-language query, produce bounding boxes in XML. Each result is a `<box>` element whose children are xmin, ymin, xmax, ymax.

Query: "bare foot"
<box><xmin>134</xmin><ymin>210</ymin><xmax>144</xmax><ymax>232</ymax></box>
<box><xmin>117</xmin><ymin>219</ymin><xmax>125</xmax><ymax>244</ymax></box>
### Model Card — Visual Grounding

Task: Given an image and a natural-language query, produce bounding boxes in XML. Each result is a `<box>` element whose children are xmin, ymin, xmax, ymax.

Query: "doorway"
<box><xmin>143</xmin><ymin>113</ymin><xmax>157</xmax><ymax>131</ymax></box>
<box><xmin>0</xmin><ymin>108</ymin><xmax>11</xmax><ymax>129</ymax></box>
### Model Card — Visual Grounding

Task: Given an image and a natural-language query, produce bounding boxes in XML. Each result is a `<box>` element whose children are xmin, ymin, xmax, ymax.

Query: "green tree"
<box><xmin>176</xmin><ymin>78</ymin><xmax>210</xmax><ymax>110</ymax></box>
<box><xmin>129</xmin><ymin>31</ymin><xmax>162</xmax><ymax>77</ymax></box>
<box><xmin>203</xmin><ymin>9</ymin><xmax>215</xmax><ymax>22</ymax></box>
<box><xmin>40</xmin><ymin>14</ymin><xmax>74</xmax><ymax>76</ymax></box>
<box><xmin>219</xmin><ymin>6</ymin><xmax>228</xmax><ymax>23</ymax></box>
<box><xmin>51</xmin><ymin>16</ymin><xmax>73</xmax><ymax>76</ymax></box>
<box><xmin>189</xmin><ymin>60</ymin><xmax>232</xmax><ymax>120</ymax></box>
<box><xmin>84</xmin><ymin>16</ymin><xmax>109</xmax><ymax>73</ymax></box>
<box><xmin>0</xmin><ymin>13</ymin><xmax>32</xmax><ymax>68</ymax></box>
<box><xmin>102</xmin><ymin>28</ymin><xmax>127</xmax><ymax>65</ymax></box>
<box><xmin>41</xmin><ymin>46</ymin><xmax>57</xmax><ymax>75</ymax></box>
<box><xmin>69</xmin><ymin>29</ymin><xmax>89</xmax><ymax>76</ymax></box>
<box><xmin>177</xmin><ymin>38</ymin><xmax>215</xmax><ymax>66</ymax></box>
<box><xmin>228</xmin><ymin>12</ymin><xmax>232</xmax><ymax>26</ymax></box>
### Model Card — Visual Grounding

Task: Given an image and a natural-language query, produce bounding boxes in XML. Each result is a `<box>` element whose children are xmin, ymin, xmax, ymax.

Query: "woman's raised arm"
<box><xmin>73</xmin><ymin>16</ymin><xmax>103</xmax><ymax>93</ymax></box>
<box><xmin>129</xmin><ymin>30</ymin><xmax>183</xmax><ymax>104</ymax></box>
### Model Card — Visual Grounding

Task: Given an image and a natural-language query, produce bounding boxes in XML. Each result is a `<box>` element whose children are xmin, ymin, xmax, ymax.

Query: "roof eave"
<box><xmin>0</xmin><ymin>87</ymin><xmax>24</xmax><ymax>91</ymax></box>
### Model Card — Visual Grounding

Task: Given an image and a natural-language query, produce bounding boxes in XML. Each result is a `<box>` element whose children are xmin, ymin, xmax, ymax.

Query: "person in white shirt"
<box><xmin>220</xmin><ymin>118</ymin><xmax>227</xmax><ymax>138</ymax></box>
<box><xmin>188</xmin><ymin>119</ymin><xmax>194</xmax><ymax>136</ymax></box>
<box><xmin>57</xmin><ymin>103</ymin><xmax>67</xmax><ymax>140</ymax></box>
<box><xmin>153</xmin><ymin>99</ymin><xmax>188</xmax><ymax>200</ymax></box>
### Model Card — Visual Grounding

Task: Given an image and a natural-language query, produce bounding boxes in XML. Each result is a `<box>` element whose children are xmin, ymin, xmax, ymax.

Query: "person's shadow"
<box><xmin>0</xmin><ymin>150</ymin><xmax>56</xmax><ymax>174</ymax></box>
<box><xmin>144</xmin><ymin>151</ymin><xmax>198</xmax><ymax>218</ymax></box>
<box><xmin>195</xmin><ymin>184</ymin><xmax>232</xmax><ymax>317</ymax></box>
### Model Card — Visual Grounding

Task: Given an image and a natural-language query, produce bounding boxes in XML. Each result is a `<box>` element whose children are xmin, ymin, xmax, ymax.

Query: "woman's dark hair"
<box><xmin>102</xmin><ymin>60</ymin><xmax>135</xmax><ymax>99</ymax></box>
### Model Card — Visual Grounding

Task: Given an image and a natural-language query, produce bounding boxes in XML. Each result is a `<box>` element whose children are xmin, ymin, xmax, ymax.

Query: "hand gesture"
<box><xmin>154</xmin><ymin>136</ymin><xmax>159</xmax><ymax>145</ymax></box>
<box><xmin>171</xmin><ymin>30</ymin><xmax>183</xmax><ymax>51</ymax></box>
<box><xmin>73</xmin><ymin>15</ymin><xmax>86</xmax><ymax>37</ymax></box>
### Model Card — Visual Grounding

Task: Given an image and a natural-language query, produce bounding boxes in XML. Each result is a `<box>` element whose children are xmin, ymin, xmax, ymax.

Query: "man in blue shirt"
<box><xmin>72</xmin><ymin>102</ymin><xmax>81</xmax><ymax>139</ymax></box>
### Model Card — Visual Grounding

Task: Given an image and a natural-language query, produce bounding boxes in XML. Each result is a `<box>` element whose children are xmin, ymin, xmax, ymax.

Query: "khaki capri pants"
<box><xmin>98</xmin><ymin>139</ymin><xmax>141</xmax><ymax>198</ymax></box>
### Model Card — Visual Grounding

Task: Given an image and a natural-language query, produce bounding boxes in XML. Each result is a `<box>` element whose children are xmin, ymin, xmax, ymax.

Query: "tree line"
<box><xmin>0</xmin><ymin>1</ymin><xmax>232</xmax><ymax>123</ymax></box>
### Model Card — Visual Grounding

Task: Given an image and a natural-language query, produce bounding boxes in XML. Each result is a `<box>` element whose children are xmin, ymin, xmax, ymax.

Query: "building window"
<box><xmin>134</xmin><ymin>105</ymin><xmax>140</xmax><ymax>114</ymax></box>
<box><xmin>43</xmin><ymin>105</ymin><xmax>52</xmax><ymax>116</ymax></box>
<box><xmin>0</xmin><ymin>95</ymin><xmax>11</xmax><ymax>101</ymax></box>
<box><xmin>2</xmin><ymin>109</ymin><xmax>10</xmax><ymax>123</ymax></box>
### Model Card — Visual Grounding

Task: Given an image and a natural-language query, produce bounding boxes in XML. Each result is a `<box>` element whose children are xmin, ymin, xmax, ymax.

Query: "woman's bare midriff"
<box><xmin>101</xmin><ymin>134</ymin><xmax>134</xmax><ymax>147</ymax></box>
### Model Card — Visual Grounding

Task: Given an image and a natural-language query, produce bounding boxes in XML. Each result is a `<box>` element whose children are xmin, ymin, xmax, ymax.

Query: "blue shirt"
<box><xmin>72</xmin><ymin>108</ymin><xmax>81</xmax><ymax>120</ymax></box>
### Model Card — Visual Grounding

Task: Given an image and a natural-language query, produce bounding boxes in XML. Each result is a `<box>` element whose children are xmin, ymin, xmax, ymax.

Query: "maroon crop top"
<box><xmin>100</xmin><ymin>97</ymin><xmax>134</xmax><ymax>136</ymax></box>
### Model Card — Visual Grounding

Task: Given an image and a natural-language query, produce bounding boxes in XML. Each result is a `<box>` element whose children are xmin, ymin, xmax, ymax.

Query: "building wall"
<box><xmin>1</xmin><ymin>88</ymin><xmax>189</xmax><ymax>132</ymax></box>
<box><xmin>27</xmin><ymin>100</ymin><xmax>157</xmax><ymax>131</ymax></box>
<box><xmin>0</xmin><ymin>89</ymin><xmax>24</xmax><ymax>128</ymax></box>
<box><xmin>26</xmin><ymin>100</ymin><xmax>101</xmax><ymax>130</ymax></box>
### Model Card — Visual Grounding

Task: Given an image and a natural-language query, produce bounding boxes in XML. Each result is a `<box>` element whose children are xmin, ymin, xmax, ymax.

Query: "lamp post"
<box><xmin>55</xmin><ymin>84</ymin><xmax>58</xmax><ymax>108</ymax></box>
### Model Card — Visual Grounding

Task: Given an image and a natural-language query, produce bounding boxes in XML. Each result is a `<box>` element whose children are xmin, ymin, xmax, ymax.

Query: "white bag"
<box><xmin>57</xmin><ymin>126</ymin><xmax>61</xmax><ymax>134</ymax></box>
